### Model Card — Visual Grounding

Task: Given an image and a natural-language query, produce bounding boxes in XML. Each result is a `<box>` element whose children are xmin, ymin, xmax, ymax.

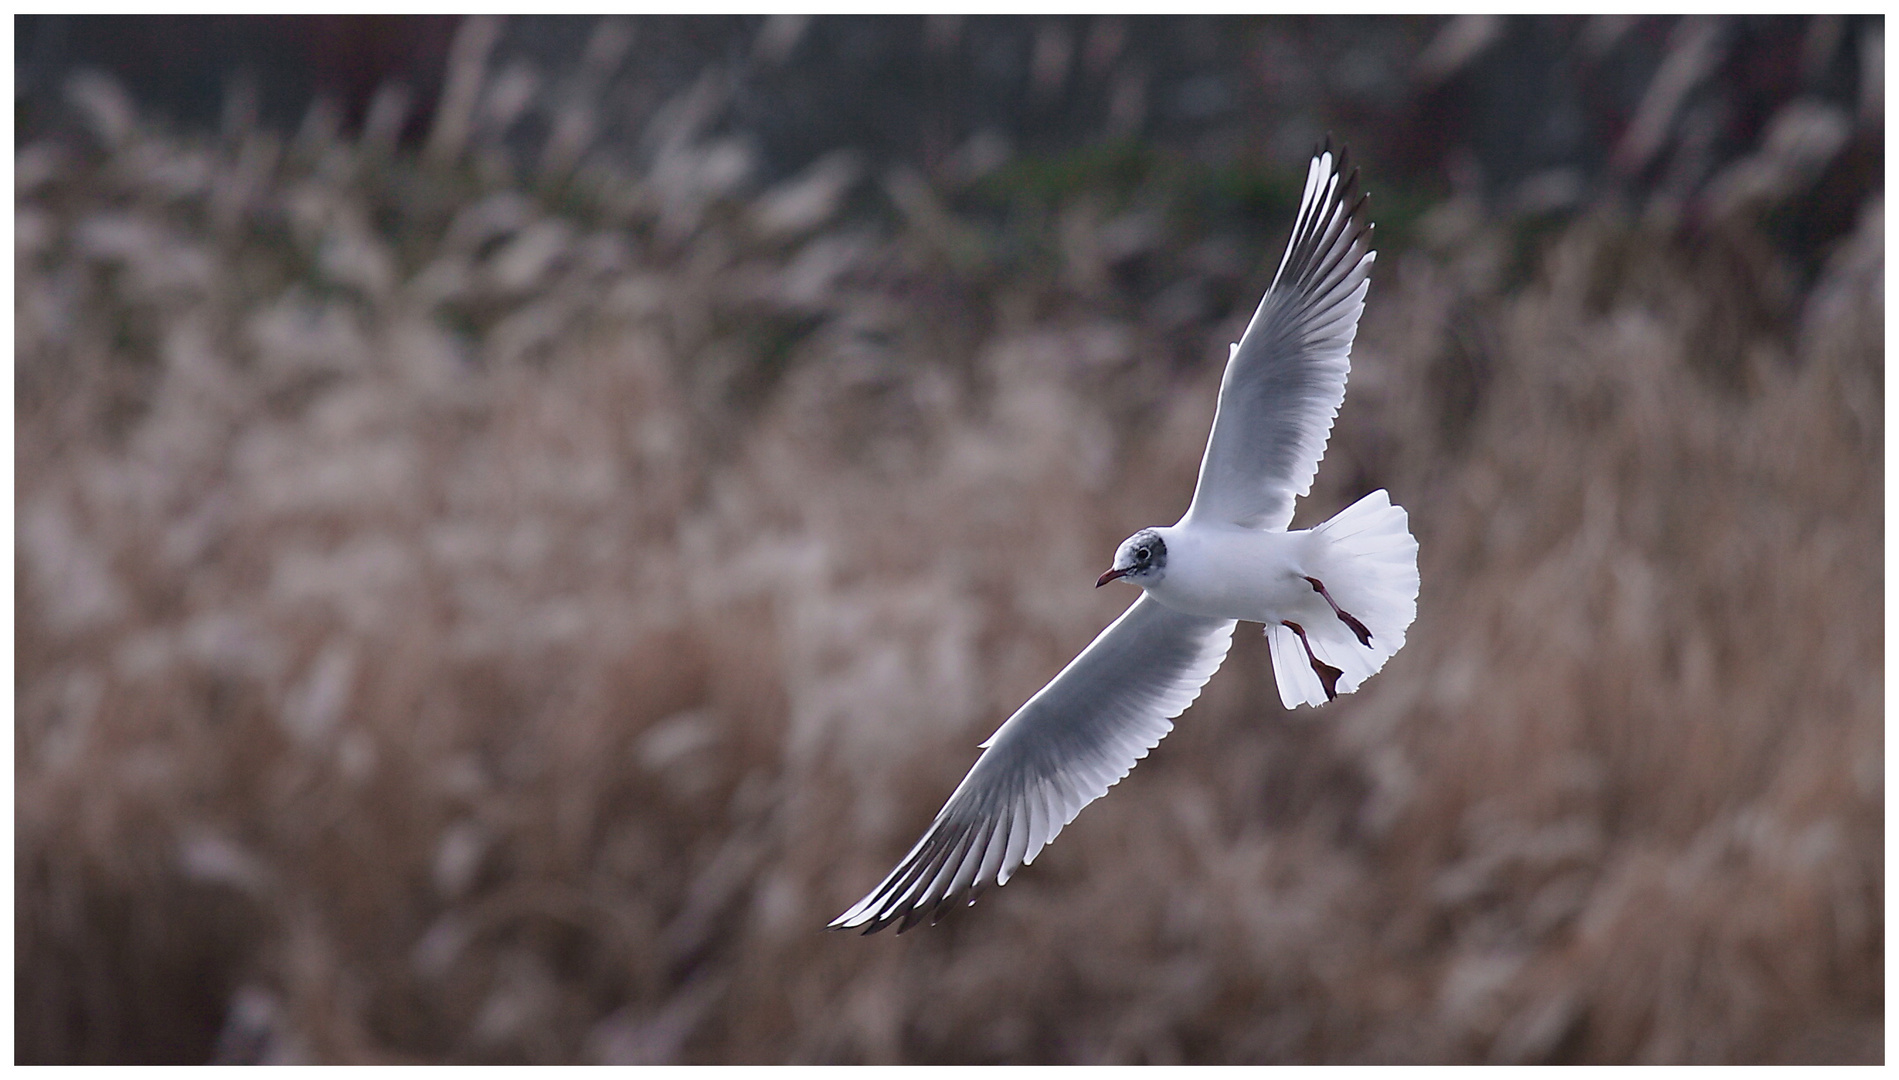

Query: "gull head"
<box><xmin>1097</xmin><ymin>528</ymin><xmax>1167</xmax><ymax>588</ymax></box>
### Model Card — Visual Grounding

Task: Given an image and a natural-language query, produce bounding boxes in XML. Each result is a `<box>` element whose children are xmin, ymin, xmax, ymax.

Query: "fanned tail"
<box><xmin>1268</xmin><ymin>489</ymin><xmax>1419</xmax><ymax>709</ymax></box>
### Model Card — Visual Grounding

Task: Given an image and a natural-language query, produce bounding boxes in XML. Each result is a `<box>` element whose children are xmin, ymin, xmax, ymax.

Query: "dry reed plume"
<box><xmin>16</xmin><ymin>17</ymin><xmax>1882</xmax><ymax>1063</ymax></box>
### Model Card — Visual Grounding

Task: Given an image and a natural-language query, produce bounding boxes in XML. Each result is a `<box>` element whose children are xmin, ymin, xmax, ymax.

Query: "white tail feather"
<box><xmin>1271</xmin><ymin>489</ymin><xmax>1419</xmax><ymax>709</ymax></box>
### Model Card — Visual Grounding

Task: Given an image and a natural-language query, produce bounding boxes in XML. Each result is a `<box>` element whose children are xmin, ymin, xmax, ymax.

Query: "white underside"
<box><xmin>1145</xmin><ymin>488</ymin><xmax>1419</xmax><ymax>709</ymax></box>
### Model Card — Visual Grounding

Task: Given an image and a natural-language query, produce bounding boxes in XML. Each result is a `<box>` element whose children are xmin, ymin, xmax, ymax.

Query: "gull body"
<box><xmin>1130</xmin><ymin>523</ymin><xmax>1321</xmax><ymax>620</ymax></box>
<box><xmin>832</xmin><ymin>143</ymin><xmax>1420</xmax><ymax>934</ymax></box>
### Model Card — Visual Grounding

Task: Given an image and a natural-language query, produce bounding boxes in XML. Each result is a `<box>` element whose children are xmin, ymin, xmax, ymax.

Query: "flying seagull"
<box><xmin>830</xmin><ymin>143</ymin><xmax>1419</xmax><ymax>934</ymax></box>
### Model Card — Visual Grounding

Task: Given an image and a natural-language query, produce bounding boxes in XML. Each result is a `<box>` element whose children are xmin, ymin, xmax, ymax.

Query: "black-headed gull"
<box><xmin>832</xmin><ymin>144</ymin><xmax>1419</xmax><ymax>934</ymax></box>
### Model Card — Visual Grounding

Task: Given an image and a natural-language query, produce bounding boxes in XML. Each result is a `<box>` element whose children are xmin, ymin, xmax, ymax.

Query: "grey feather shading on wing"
<box><xmin>829</xmin><ymin>595</ymin><xmax>1237</xmax><ymax>934</ymax></box>
<box><xmin>1183</xmin><ymin>142</ymin><xmax>1376</xmax><ymax>531</ymax></box>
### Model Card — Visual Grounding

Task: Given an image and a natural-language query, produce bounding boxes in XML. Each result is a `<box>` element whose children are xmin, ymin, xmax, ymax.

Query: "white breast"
<box><xmin>1143</xmin><ymin>525</ymin><xmax>1331</xmax><ymax>625</ymax></box>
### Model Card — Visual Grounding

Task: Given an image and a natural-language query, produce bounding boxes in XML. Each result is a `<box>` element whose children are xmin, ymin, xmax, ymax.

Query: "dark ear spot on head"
<box><xmin>1137</xmin><ymin>531</ymin><xmax>1166</xmax><ymax>570</ymax></box>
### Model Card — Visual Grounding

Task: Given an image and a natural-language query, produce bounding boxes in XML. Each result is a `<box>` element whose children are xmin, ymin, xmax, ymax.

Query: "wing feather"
<box><xmin>829</xmin><ymin>595</ymin><xmax>1236</xmax><ymax>933</ymax></box>
<box><xmin>1182</xmin><ymin>142</ymin><xmax>1376</xmax><ymax>531</ymax></box>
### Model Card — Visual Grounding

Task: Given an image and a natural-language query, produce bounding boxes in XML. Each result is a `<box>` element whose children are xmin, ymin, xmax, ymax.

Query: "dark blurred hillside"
<box><xmin>19</xmin><ymin>16</ymin><xmax>1880</xmax><ymax>209</ymax></box>
<box><xmin>15</xmin><ymin>14</ymin><xmax>1883</xmax><ymax>1065</ymax></box>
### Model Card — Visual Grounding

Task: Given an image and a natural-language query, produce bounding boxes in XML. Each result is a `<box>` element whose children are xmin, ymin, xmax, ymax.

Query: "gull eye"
<box><xmin>1135</xmin><ymin>546</ymin><xmax>1151</xmax><ymax>563</ymax></box>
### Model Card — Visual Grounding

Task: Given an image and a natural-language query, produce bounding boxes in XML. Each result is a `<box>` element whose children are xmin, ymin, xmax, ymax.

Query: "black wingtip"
<box><xmin>1317</xmin><ymin>134</ymin><xmax>1349</xmax><ymax>171</ymax></box>
<box><xmin>930</xmin><ymin>892</ymin><xmax>958</xmax><ymax>926</ymax></box>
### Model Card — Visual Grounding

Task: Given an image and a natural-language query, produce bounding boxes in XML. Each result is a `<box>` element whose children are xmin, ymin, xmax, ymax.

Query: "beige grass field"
<box><xmin>15</xmin><ymin>21</ymin><xmax>1883</xmax><ymax>1063</ymax></box>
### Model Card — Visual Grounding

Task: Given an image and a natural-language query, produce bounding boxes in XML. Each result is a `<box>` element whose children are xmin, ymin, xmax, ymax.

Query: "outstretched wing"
<box><xmin>830</xmin><ymin>595</ymin><xmax>1236</xmax><ymax>934</ymax></box>
<box><xmin>1182</xmin><ymin>143</ymin><xmax>1376</xmax><ymax>531</ymax></box>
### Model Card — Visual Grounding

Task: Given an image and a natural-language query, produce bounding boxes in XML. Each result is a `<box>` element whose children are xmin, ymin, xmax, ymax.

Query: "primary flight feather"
<box><xmin>831</xmin><ymin>143</ymin><xmax>1419</xmax><ymax>934</ymax></box>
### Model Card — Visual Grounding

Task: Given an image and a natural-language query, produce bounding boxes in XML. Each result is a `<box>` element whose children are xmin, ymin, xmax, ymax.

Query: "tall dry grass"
<box><xmin>16</xmin><ymin>23</ymin><xmax>1882</xmax><ymax>1064</ymax></box>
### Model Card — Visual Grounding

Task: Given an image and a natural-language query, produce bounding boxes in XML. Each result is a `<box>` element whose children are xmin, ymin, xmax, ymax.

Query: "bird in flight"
<box><xmin>831</xmin><ymin>143</ymin><xmax>1419</xmax><ymax>934</ymax></box>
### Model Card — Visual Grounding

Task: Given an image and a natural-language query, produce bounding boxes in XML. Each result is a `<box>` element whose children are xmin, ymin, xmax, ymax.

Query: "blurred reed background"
<box><xmin>14</xmin><ymin>14</ymin><xmax>1883</xmax><ymax>1063</ymax></box>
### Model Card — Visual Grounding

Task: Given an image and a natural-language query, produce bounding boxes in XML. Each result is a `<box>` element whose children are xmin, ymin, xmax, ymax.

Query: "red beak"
<box><xmin>1096</xmin><ymin>567</ymin><xmax>1130</xmax><ymax>588</ymax></box>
